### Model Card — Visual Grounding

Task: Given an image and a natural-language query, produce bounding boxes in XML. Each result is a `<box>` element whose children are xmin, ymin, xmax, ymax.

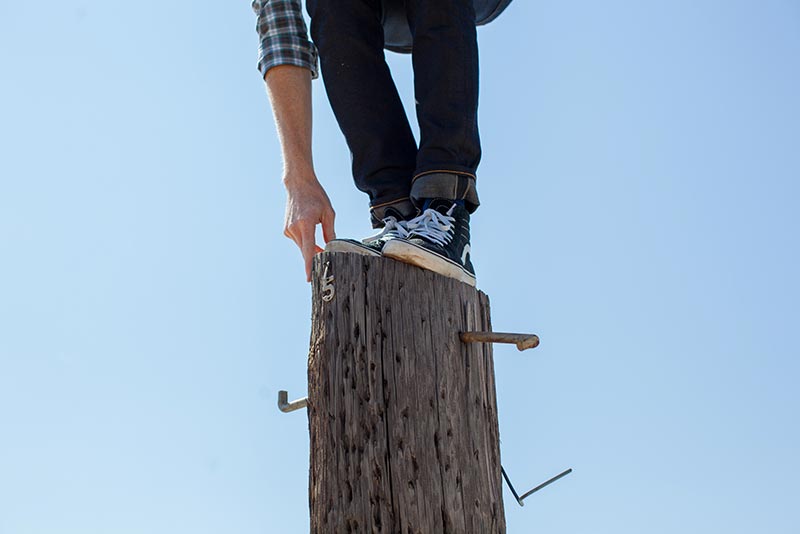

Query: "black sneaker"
<box><xmin>324</xmin><ymin>209</ymin><xmax>410</xmax><ymax>256</ymax></box>
<box><xmin>382</xmin><ymin>200</ymin><xmax>476</xmax><ymax>286</ymax></box>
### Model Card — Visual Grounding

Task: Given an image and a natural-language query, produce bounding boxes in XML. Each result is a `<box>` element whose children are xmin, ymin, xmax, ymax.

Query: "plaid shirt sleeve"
<box><xmin>252</xmin><ymin>0</ymin><xmax>319</xmax><ymax>79</ymax></box>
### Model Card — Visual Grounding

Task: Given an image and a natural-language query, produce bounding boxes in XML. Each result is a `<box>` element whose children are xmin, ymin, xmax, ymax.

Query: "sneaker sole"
<box><xmin>324</xmin><ymin>239</ymin><xmax>381</xmax><ymax>256</ymax></box>
<box><xmin>382</xmin><ymin>240</ymin><xmax>476</xmax><ymax>287</ymax></box>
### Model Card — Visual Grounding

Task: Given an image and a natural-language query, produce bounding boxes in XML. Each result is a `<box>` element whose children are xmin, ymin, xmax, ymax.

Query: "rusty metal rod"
<box><xmin>460</xmin><ymin>331</ymin><xmax>540</xmax><ymax>351</ymax></box>
<box><xmin>278</xmin><ymin>390</ymin><xmax>308</xmax><ymax>413</ymax></box>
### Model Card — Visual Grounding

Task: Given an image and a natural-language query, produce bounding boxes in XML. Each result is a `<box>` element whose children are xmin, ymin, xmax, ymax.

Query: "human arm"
<box><xmin>264</xmin><ymin>66</ymin><xmax>336</xmax><ymax>282</ymax></box>
<box><xmin>253</xmin><ymin>0</ymin><xmax>334</xmax><ymax>281</ymax></box>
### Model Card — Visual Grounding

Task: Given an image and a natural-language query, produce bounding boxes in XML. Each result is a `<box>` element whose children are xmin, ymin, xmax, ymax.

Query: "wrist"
<box><xmin>283</xmin><ymin>167</ymin><xmax>318</xmax><ymax>188</ymax></box>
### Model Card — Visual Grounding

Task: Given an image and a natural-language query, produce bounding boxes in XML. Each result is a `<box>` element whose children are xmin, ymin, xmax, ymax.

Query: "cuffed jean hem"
<box><xmin>410</xmin><ymin>171</ymin><xmax>480</xmax><ymax>213</ymax></box>
<box><xmin>369</xmin><ymin>197</ymin><xmax>418</xmax><ymax>228</ymax></box>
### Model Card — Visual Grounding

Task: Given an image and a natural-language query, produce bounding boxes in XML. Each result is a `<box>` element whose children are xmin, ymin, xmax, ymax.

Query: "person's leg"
<box><xmin>405</xmin><ymin>0</ymin><xmax>481</xmax><ymax>213</ymax></box>
<box><xmin>382</xmin><ymin>0</ymin><xmax>481</xmax><ymax>284</ymax></box>
<box><xmin>306</xmin><ymin>0</ymin><xmax>418</xmax><ymax>227</ymax></box>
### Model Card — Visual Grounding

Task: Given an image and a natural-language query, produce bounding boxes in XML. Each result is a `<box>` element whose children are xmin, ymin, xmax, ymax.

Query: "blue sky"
<box><xmin>1</xmin><ymin>1</ymin><xmax>798</xmax><ymax>532</ymax></box>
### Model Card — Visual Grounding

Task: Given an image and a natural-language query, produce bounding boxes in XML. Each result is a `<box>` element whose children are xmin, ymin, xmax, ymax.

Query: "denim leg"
<box><xmin>307</xmin><ymin>0</ymin><xmax>418</xmax><ymax>226</ymax></box>
<box><xmin>406</xmin><ymin>0</ymin><xmax>481</xmax><ymax>212</ymax></box>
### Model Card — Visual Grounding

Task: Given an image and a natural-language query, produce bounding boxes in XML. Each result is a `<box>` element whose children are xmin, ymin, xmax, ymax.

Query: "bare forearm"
<box><xmin>264</xmin><ymin>65</ymin><xmax>315</xmax><ymax>179</ymax></box>
<box><xmin>262</xmin><ymin>64</ymin><xmax>336</xmax><ymax>281</ymax></box>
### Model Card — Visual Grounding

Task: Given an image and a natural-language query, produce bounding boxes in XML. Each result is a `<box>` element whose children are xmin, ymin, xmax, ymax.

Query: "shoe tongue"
<box><xmin>425</xmin><ymin>198</ymin><xmax>456</xmax><ymax>214</ymax></box>
<box><xmin>384</xmin><ymin>206</ymin><xmax>409</xmax><ymax>222</ymax></box>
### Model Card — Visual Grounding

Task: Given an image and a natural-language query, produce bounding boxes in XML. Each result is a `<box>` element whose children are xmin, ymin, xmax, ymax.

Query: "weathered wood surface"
<box><xmin>308</xmin><ymin>252</ymin><xmax>505</xmax><ymax>533</ymax></box>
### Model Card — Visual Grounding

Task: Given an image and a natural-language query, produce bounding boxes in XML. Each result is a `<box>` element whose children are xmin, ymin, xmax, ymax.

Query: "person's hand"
<box><xmin>283</xmin><ymin>171</ymin><xmax>336</xmax><ymax>282</ymax></box>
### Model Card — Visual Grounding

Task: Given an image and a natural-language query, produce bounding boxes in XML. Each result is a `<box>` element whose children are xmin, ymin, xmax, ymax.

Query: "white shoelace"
<box><xmin>361</xmin><ymin>216</ymin><xmax>411</xmax><ymax>243</ymax></box>
<box><xmin>404</xmin><ymin>204</ymin><xmax>456</xmax><ymax>246</ymax></box>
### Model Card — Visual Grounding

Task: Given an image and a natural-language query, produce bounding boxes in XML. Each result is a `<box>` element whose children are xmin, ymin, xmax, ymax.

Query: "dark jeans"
<box><xmin>307</xmin><ymin>0</ymin><xmax>481</xmax><ymax>226</ymax></box>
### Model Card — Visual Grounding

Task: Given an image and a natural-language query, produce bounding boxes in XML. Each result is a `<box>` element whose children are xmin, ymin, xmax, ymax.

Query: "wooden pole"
<box><xmin>307</xmin><ymin>252</ymin><xmax>506</xmax><ymax>533</ymax></box>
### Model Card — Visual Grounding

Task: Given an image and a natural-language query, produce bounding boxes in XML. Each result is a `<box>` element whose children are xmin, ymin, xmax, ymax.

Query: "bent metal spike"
<box><xmin>501</xmin><ymin>467</ymin><xmax>573</xmax><ymax>507</ymax></box>
<box><xmin>277</xmin><ymin>390</ymin><xmax>308</xmax><ymax>413</ymax></box>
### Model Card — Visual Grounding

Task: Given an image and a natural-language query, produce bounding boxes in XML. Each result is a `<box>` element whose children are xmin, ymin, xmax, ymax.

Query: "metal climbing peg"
<box><xmin>460</xmin><ymin>331</ymin><xmax>540</xmax><ymax>351</ymax></box>
<box><xmin>278</xmin><ymin>390</ymin><xmax>308</xmax><ymax>413</ymax></box>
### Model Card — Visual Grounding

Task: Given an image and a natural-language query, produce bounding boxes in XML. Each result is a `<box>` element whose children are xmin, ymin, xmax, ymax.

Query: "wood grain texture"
<box><xmin>308</xmin><ymin>252</ymin><xmax>505</xmax><ymax>533</ymax></box>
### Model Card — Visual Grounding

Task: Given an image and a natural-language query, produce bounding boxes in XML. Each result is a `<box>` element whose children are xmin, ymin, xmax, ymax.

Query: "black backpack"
<box><xmin>382</xmin><ymin>0</ymin><xmax>514</xmax><ymax>53</ymax></box>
